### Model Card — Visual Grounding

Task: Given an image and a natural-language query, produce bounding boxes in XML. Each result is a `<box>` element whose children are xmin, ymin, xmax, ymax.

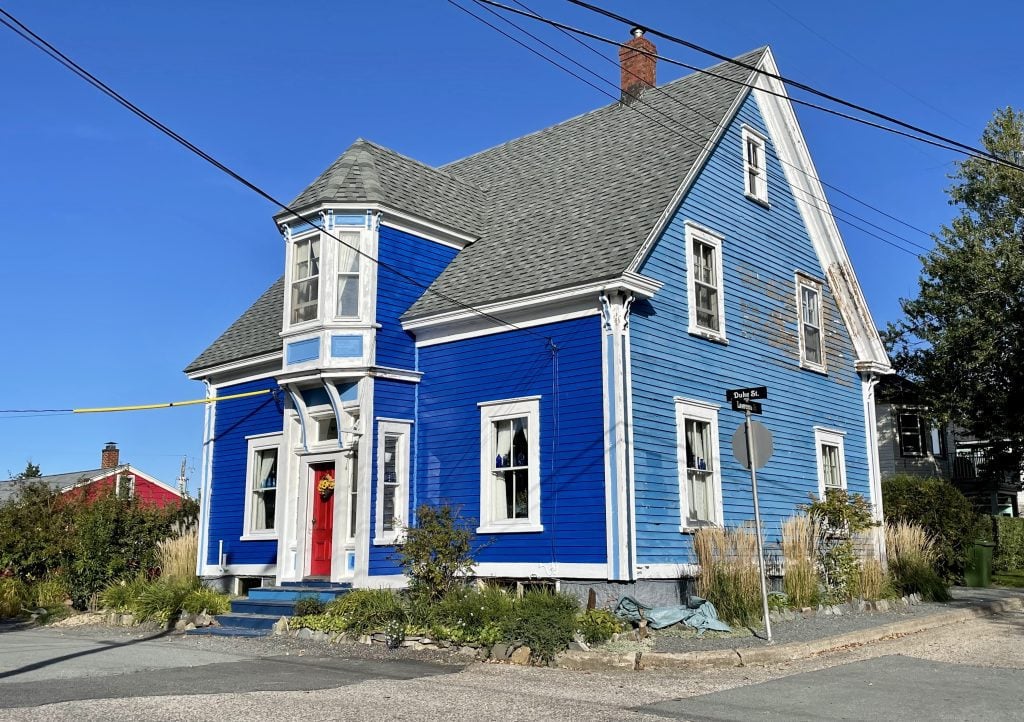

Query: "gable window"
<box><xmin>897</xmin><ymin>411</ymin><xmax>927</xmax><ymax>457</ymax></box>
<box><xmin>243</xmin><ymin>434</ymin><xmax>281</xmax><ymax>538</ymax></box>
<box><xmin>374</xmin><ymin>420</ymin><xmax>410</xmax><ymax>544</ymax></box>
<box><xmin>336</xmin><ymin>232</ymin><xmax>361</xmax><ymax>319</ymax></box>
<box><xmin>675</xmin><ymin>398</ymin><xmax>723</xmax><ymax>528</ymax></box>
<box><xmin>478</xmin><ymin>397</ymin><xmax>542</xmax><ymax>533</ymax></box>
<box><xmin>115</xmin><ymin>473</ymin><xmax>135</xmax><ymax>499</ymax></box>
<box><xmin>797</xmin><ymin>276</ymin><xmax>826</xmax><ymax>371</ymax></box>
<box><xmin>814</xmin><ymin>428</ymin><xmax>846</xmax><ymax>497</ymax></box>
<box><xmin>685</xmin><ymin>222</ymin><xmax>727</xmax><ymax>342</ymax></box>
<box><xmin>290</xmin><ymin>235</ymin><xmax>320</xmax><ymax>324</ymax></box>
<box><xmin>742</xmin><ymin>126</ymin><xmax>768</xmax><ymax>204</ymax></box>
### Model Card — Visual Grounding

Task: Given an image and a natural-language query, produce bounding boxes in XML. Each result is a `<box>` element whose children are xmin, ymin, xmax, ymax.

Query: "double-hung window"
<box><xmin>685</xmin><ymin>222</ymin><xmax>727</xmax><ymax>342</ymax></box>
<box><xmin>796</xmin><ymin>275</ymin><xmax>826</xmax><ymax>371</ymax></box>
<box><xmin>335</xmin><ymin>231</ymin><xmax>360</xmax><ymax>319</ymax></box>
<box><xmin>676</xmin><ymin>398</ymin><xmax>723</xmax><ymax>528</ymax></box>
<box><xmin>244</xmin><ymin>434</ymin><xmax>282</xmax><ymax>537</ymax></box>
<box><xmin>478</xmin><ymin>397</ymin><xmax>542</xmax><ymax>533</ymax></box>
<box><xmin>374</xmin><ymin>420</ymin><xmax>410</xmax><ymax>544</ymax></box>
<box><xmin>897</xmin><ymin>411</ymin><xmax>927</xmax><ymax>457</ymax></box>
<box><xmin>742</xmin><ymin>126</ymin><xmax>768</xmax><ymax>204</ymax></box>
<box><xmin>290</xmin><ymin>235</ymin><xmax>320</xmax><ymax>324</ymax></box>
<box><xmin>814</xmin><ymin>428</ymin><xmax>846</xmax><ymax>497</ymax></box>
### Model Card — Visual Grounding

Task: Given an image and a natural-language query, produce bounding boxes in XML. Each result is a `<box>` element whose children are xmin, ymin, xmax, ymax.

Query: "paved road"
<box><xmin>1</xmin><ymin>610</ymin><xmax>1022</xmax><ymax>720</ymax></box>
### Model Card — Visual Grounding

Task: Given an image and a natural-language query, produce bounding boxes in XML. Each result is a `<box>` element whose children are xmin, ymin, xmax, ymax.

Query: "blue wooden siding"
<box><xmin>206</xmin><ymin>377</ymin><xmax>284</xmax><ymax>566</ymax></box>
<box><xmin>368</xmin><ymin>377</ymin><xmax>417</xmax><ymax>576</ymax></box>
<box><xmin>415</xmin><ymin>316</ymin><xmax>607</xmax><ymax>565</ymax></box>
<box><xmin>631</xmin><ymin>92</ymin><xmax>869</xmax><ymax>565</ymax></box>
<box><xmin>375</xmin><ymin>226</ymin><xmax>460</xmax><ymax>370</ymax></box>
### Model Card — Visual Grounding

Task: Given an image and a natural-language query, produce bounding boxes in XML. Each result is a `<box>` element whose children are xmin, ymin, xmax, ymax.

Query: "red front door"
<box><xmin>310</xmin><ymin>464</ymin><xmax>335</xmax><ymax>577</ymax></box>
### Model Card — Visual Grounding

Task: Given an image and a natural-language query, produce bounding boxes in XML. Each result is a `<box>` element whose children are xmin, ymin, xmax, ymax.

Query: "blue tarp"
<box><xmin>614</xmin><ymin>595</ymin><xmax>732</xmax><ymax>632</ymax></box>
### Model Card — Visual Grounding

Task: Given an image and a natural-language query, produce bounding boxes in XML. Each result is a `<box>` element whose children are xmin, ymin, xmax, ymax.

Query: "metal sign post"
<box><xmin>743</xmin><ymin>409</ymin><xmax>773</xmax><ymax>644</ymax></box>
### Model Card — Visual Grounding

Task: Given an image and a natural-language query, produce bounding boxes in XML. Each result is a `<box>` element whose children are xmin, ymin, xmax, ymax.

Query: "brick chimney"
<box><xmin>101</xmin><ymin>442</ymin><xmax>120</xmax><ymax>469</ymax></box>
<box><xmin>619</xmin><ymin>27</ymin><xmax>656</xmax><ymax>104</ymax></box>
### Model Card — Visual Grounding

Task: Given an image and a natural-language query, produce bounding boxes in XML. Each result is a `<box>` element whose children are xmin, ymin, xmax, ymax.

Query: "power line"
<box><xmin>502</xmin><ymin>0</ymin><xmax>935</xmax><ymax>248</ymax></box>
<box><xmin>562</xmin><ymin>0</ymin><xmax>1024</xmax><ymax>173</ymax></box>
<box><xmin>471</xmin><ymin>0</ymin><xmax>1021</xmax><ymax>171</ymax></box>
<box><xmin>454</xmin><ymin>0</ymin><xmax>926</xmax><ymax>257</ymax></box>
<box><xmin>0</xmin><ymin>8</ymin><xmax>552</xmax><ymax>344</ymax></box>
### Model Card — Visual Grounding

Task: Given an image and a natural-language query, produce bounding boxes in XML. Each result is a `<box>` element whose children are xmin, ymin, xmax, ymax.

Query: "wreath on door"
<box><xmin>317</xmin><ymin>472</ymin><xmax>335</xmax><ymax>500</ymax></box>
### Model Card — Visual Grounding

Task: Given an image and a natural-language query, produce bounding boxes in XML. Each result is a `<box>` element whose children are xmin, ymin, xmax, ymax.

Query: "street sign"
<box><xmin>726</xmin><ymin>386</ymin><xmax>768</xmax><ymax>403</ymax></box>
<box><xmin>732</xmin><ymin>420</ymin><xmax>774</xmax><ymax>470</ymax></box>
<box><xmin>731</xmin><ymin>399</ymin><xmax>762</xmax><ymax>414</ymax></box>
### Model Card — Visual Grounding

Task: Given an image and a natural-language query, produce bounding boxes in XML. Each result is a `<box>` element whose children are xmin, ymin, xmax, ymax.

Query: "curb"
<box><xmin>557</xmin><ymin>596</ymin><xmax>1023</xmax><ymax>672</ymax></box>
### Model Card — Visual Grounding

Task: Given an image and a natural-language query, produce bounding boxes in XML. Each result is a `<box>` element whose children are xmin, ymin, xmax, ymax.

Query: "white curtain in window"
<box><xmin>686</xmin><ymin>420</ymin><xmax>713</xmax><ymax>522</ymax></box>
<box><xmin>336</xmin><ymin>239</ymin><xmax>359</xmax><ymax>317</ymax></box>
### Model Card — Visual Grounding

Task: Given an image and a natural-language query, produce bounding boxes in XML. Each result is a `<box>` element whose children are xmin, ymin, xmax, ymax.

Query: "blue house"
<box><xmin>186</xmin><ymin>33</ymin><xmax>891</xmax><ymax>600</ymax></box>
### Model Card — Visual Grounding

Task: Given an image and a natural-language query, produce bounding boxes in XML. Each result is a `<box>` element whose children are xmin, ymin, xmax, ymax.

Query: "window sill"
<box><xmin>240</xmin><ymin>533</ymin><xmax>278</xmax><ymax>542</ymax></box>
<box><xmin>679</xmin><ymin>523</ymin><xmax>720</xmax><ymax>534</ymax></box>
<box><xmin>688</xmin><ymin>329</ymin><xmax>729</xmax><ymax>345</ymax></box>
<box><xmin>477</xmin><ymin>522</ymin><xmax>544</xmax><ymax>534</ymax></box>
<box><xmin>799</xmin><ymin>363</ymin><xmax>828</xmax><ymax>376</ymax></box>
<box><xmin>745</xmin><ymin>193</ymin><xmax>770</xmax><ymax>209</ymax></box>
<box><xmin>372</xmin><ymin>535</ymin><xmax>403</xmax><ymax>546</ymax></box>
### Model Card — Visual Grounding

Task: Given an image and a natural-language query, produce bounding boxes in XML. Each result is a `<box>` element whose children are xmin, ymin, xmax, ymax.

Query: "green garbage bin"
<box><xmin>964</xmin><ymin>540</ymin><xmax>995</xmax><ymax>587</ymax></box>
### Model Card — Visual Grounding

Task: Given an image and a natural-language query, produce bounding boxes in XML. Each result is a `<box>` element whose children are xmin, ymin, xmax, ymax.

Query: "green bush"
<box><xmin>134</xmin><ymin>578</ymin><xmax>200</xmax><ymax>624</ymax></box>
<box><xmin>323</xmin><ymin>589</ymin><xmax>405</xmax><ymax>634</ymax></box>
<box><xmin>31</xmin><ymin>577</ymin><xmax>69</xmax><ymax>608</ymax></box>
<box><xmin>0</xmin><ymin>577</ymin><xmax>29</xmax><ymax>618</ymax></box>
<box><xmin>993</xmin><ymin>516</ymin><xmax>1024</xmax><ymax>572</ymax></box>
<box><xmin>99</xmin><ymin>576</ymin><xmax>149</xmax><ymax>612</ymax></box>
<box><xmin>422</xmin><ymin>585</ymin><xmax>515</xmax><ymax>644</ymax></box>
<box><xmin>502</xmin><ymin>590</ymin><xmax>579</xmax><ymax>663</ymax></box>
<box><xmin>575</xmin><ymin>608</ymin><xmax>624</xmax><ymax>645</ymax></box>
<box><xmin>882</xmin><ymin>475</ymin><xmax>980</xmax><ymax>582</ymax></box>
<box><xmin>290</xmin><ymin>613</ymin><xmax>347</xmax><ymax>634</ymax></box>
<box><xmin>803</xmin><ymin>490</ymin><xmax>877</xmax><ymax>603</ymax></box>
<box><xmin>181</xmin><ymin>587</ymin><xmax>230</xmax><ymax>616</ymax></box>
<box><xmin>395</xmin><ymin>504</ymin><xmax>477</xmax><ymax>603</ymax></box>
<box><xmin>294</xmin><ymin>596</ymin><xmax>326</xmax><ymax>616</ymax></box>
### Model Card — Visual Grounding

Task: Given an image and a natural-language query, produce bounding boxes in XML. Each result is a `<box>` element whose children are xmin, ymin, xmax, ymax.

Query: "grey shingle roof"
<box><xmin>280</xmin><ymin>139</ymin><xmax>489</xmax><ymax>237</ymax></box>
<box><xmin>0</xmin><ymin>468</ymin><xmax>115</xmax><ymax>504</ymax></box>
<box><xmin>185</xmin><ymin>277</ymin><xmax>284</xmax><ymax>374</ymax></box>
<box><xmin>186</xmin><ymin>49</ymin><xmax>765</xmax><ymax>374</ymax></box>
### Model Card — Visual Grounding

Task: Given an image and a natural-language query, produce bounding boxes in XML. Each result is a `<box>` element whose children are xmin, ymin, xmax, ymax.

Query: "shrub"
<box><xmin>134</xmin><ymin>578</ymin><xmax>200</xmax><ymax>623</ymax></box>
<box><xmin>503</xmin><ymin>590</ymin><xmax>579</xmax><ymax>663</ymax></box>
<box><xmin>694</xmin><ymin>525</ymin><xmax>763</xmax><ymax>626</ymax></box>
<box><xmin>31</xmin><ymin>576</ymin><xmax>69</xmax><ymax>608</ymax></box>
<box><xmin>886</xmin><ymin>521</ymin><xmax>950</xmax><ymax>602</ymax></box>
<box><xmin>575</xmin><ymin>608</ymin><xmax>624</xmax><ymax>645</ymax></box>
<box><xmin>855</xmin><ymin>558</ymin><xmax>892</xmax><ymax>601</ymax></box>
<box><xmin>99</xmin><ymin>575</ymin><xmax>149</xmax><ymax>612</ymax></box>
<box><xmin>781</xmin><ymin>515</ymin><xmax>820</xmax><ymax>608</ymax></box>
<box><xmin>294</xmin><ymin>596</ymin><xmax>326</xmax><ymax>616</ymax></box>
<box><xmin>181</xmin><ymin>587</ymin><xmax>230</xmax><ymax>616</ymax></box>
<box><xmin>803</xmin><ymin>490</ymin><xmax>877</xmax><ymax>603</ymax></box>
<box><xmin>395</xmin><ymin>504</ymin><xmax>477</xmax><ymax>602</ymax></box>
<box><xmin>324</xmin><ymin>589</ymin><xmax>405</xmax><ymax>634</ymax></box>
<box><xmin>291</xmin><ymin>613</ymin><xmax>347</xmax><ymax>634</ymax></box>
<box><xmin>0</xmin><ymin>577</ymin><xmax>29</xmax><ymax>618</ymax></box>
<box><xmin>429</xmin><ymin>584</ymin><xmax>514</xmax><ymax>642</ymax></box>
<box><xmin>993</xmin><ymin>516</ymin><xmax>1024</xmax><ymax>573</ymax></box>
<box><xmin>882</xmin><ymin>475</ymin><xmax>980</xmax><ymax>582</ymax></box>
<box><xmin>157</xmin><ymin>530</ymin><xmax>198</xmax><ymax>582</ymax></box>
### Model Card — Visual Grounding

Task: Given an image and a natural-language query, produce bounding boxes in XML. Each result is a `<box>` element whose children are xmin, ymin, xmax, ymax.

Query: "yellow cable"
<box><xmin>73</xmin><ymin>389</ymin><xmax>272</xmax><ymax>414</ymax></box>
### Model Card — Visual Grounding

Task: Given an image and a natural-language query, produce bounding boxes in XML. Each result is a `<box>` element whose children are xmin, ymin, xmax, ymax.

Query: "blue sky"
<box><xmin>0</xmin><ymin>0</ymin><xmax>1019</xmax><ymax>489</ymax></box>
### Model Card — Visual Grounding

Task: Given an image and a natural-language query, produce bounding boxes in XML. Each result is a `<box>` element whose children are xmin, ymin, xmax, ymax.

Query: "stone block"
<box><xmin>296</xmin><ymin>628</ymin><xmax>314</xmax><ymax>640</ymax></box>
<box><xmin>491</xmin><ymin>643</ymin><xmax>510</xmax><ymax>660</ymax></box>
<box><xmin>509</xmin><ymin>646</ymin><xmax>532</xmax><ymax>665</ymax></box>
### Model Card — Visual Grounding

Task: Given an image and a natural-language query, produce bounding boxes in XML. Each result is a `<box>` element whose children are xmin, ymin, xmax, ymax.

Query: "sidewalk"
<box><xmin>557</xmin><ymin>587</ymin><xmax>1024</xmax><ymax>671</ymax></box>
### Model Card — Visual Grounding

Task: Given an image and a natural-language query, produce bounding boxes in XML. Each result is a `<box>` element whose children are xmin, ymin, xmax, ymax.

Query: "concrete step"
<box><xmin>280</xmin><ymin>579</ymin><xmax>350</xmax><ymax>590</ymax></box>
<box><xmin>212</xmin><ymin>612</ymin><xmax>280</xmax><ymax>630</ymax></box>
<box><xmin>247</xmin><ymin>587</ymin><xmax>349</xmax><ymax>603</ymax></box>
<box><xmin>184</xmin><ymin>626</ymin><xmax>271</xmax><ymax>638</ymax></box>
<box><xmin>230</xmin><ymin>598</ymin><xmax>296</xmax><ymax>617</ymax></box>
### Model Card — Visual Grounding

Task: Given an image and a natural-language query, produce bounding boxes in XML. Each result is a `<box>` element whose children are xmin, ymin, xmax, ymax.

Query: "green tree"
<box><xmin>888</xmin><ymin>107</ymin><xmax>1024</xmax><ymax>487</ymax></box>
<box><xmin>11</xmin><ymin>461</ymin><xmax>41</xmax><ymax>480</ymax></box>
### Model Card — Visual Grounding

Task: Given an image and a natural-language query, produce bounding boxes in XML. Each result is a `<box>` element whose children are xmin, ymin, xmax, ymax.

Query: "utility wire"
<box><xmin>0</xmin><ymin>7</ymin><xmax>551</xmax><ymax>343</ymax></box>
<box><xmin>563</xmin><ymin>0</ymin><xmax>1023</xmax><ymax>172</ymax></box>
<box><xmin>454</xmin><ymin>0</ymin><xmax>924</xmax><ymax>257</ymax></box>
<box><xmin>473</xmin><ymin>0</ymin><xmax>1020</xmax><ymax>171</ymax></box>
<box><xmin>501</xmin><ymin>0</ymin><xmax>934</xmax><ymax>250</ymax></box>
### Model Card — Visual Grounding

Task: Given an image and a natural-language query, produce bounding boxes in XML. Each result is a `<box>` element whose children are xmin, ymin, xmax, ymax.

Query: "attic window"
<box><xmin>742</xmin><ymin>126</ymin><xmax>768</xmax><ymax>205</ymax></box>
<box><xmin>290</xmin><ymin>236</ymin><xmax>320</xmax><ymax>324</ymax></box>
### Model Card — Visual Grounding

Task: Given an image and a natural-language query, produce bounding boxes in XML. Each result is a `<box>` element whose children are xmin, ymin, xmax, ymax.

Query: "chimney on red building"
<box><xmin>619</xmin><ymin>27</ymin><xmax>656</xmax><ymax>104</ymax></box>
<box><xmin>101</xmin><ymin>442</ymin><xmax>120</xmax><ymax>469</ymax></box>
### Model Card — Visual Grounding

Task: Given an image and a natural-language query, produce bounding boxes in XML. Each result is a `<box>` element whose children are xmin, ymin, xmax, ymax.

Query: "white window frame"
<box><xmin>796</xmin><ymin>274</ymin><xmax>827</xmax><ymax>373</ymax></box>
<box><xmin>289</xmin><ymin>232</ymin><xmax>321</xmax><ymax>326</ymax></box>
<box><xmin>309</xmin><ymin>408</ymin><xmax>339</xmax><ymax>448</ymax></box>
<box><xmin>373</xmin><ymin>420</ymin><xmax>411</xmax><ymax>545</ymax></box>
<box><xmin>334</xmin><ymin>230</ymin><xmax>362</xmax><ymax>321</ymax></box>
<box><xmin>742</xmin><ymin>125</ymin><xmax>769</xmax><ymax>205</ymax></box>
<box><xmin>478</xmin><ymin>396</ymin><xmax>543</xmax><ymax>534</ymax></box>
<box><xmin>685</xmin><ymin>222</ymin><xmax>727</xmax><ymax>343</ymax></box>
<box><xmin>115</xmin><ymin>473</ymin><xmax>135</xmax><ymax>499</ymax></box>
<box><xmin>675</xmin><ymin>398</ymin><xmax>724</xmax><ymax>530</ymax></box>
<box><xmin>814</xmin><ymin>427</ymin><xmax>847</xmax><ymax>498</ymax></box>
<box><xmin>242</xmin><ymin>433</ymin><xmax>282</xmax><ymax>540</ymax></box>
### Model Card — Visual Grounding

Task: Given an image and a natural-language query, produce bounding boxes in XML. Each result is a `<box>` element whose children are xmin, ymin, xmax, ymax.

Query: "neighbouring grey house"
<box><xmin>875</xmin><ymin>375</ymin><xmax>1020</xmax><ymax>517</ymax></box>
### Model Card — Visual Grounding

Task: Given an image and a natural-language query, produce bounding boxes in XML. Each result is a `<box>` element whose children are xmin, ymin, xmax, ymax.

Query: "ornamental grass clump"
<box><xmin>886</xmin><ymin>521</ymin><xmax>950</xmax><ymax>602</ymax></box>
<box><xmin>855</xmin><ymin>557</ymin><xmax>891</xmax><ymax>601</ymax></box>
<box><xmin>0</xmin><ymin>577</ymin><xmax>29</xmax><ymax>618</ymax></box>
<box><xmin>134</xmin><ymin>577</ymin><xmax>201</xmax><ymax>624</ymax></box>
<box><xmin>781</xmin><ymin>514</ymin><xmax>820</xmax><ymax>609</ymax></box>
<box><xmin>694</xmin><ymin>524</ymin><xmax>763</xmax><ymax>626</ymax></box>
<box><xmin>156</xmin><ymin>529</ymin><xmax>198</xmax><ymax>582</ymax></box>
